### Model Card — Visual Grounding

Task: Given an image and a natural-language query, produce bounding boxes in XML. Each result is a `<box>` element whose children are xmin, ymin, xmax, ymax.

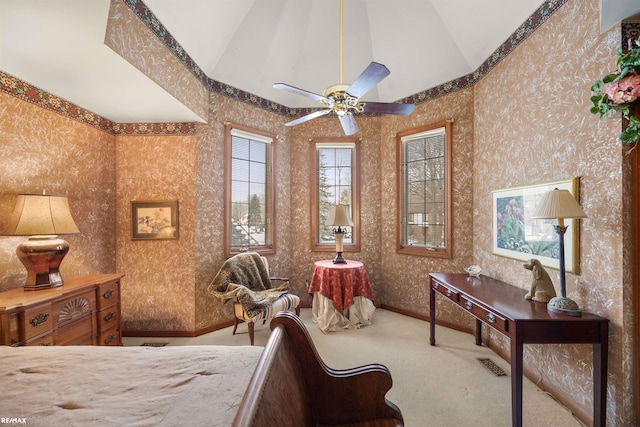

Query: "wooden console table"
<box><xmin>0</xmin><ymin>274</ymin><xmax>124</xmax><ymax>346</ymax></box>
<box><xmin>429</xmin><ymin>273</ymin><xmax>608</xmax><ymax>427</ymax></box>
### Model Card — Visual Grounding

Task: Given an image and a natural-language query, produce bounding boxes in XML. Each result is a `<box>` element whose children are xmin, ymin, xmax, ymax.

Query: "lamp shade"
<box><xmin>326</xmin><ymin>204</ymin><xmax>354</xmax><ymax>227</ymax></box>
<box><xmin>2</xmin><ymin>194</ymin><xmax>79</xmax><ymax>236</ymax></box>
<box><xmin>530</xmin><ymin>189</ymin><xmax>586</xmax><ymax>220</ymax></box>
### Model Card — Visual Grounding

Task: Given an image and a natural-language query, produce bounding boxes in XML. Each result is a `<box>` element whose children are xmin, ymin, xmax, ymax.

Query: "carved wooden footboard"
<box><xmin>233</xmin><ymin>311</ymin><xmax>404</xmax><ymax>427</ymax></box>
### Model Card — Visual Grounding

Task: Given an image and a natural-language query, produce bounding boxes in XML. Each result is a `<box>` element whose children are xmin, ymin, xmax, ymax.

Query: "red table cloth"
<box><xmin>308</xmin><ymin>260</ymin><xmax>375</xmax><ymax>313</ymax></box>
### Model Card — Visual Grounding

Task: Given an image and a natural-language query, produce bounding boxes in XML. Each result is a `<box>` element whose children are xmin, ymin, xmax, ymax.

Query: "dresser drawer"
<box><xmin>99</xmin><ymin>325</ymin><xmax>121</xmax><ymax>346</ymax></box>
<box><xmin>23</xmin><ymin>304</ymin><xmax>53</xmax><ymax>341</ymax></box>
<box><xmin>26</xmin><ymin>333</ymin><xmax>54</xmax><ymax>346</ymax></box>
<box><xmin>98</xmin><ymin>306</ymin><xmax>120</xmax><ymax>331</ymax></box>
<box><xmin>97</xmin><ymin>280</ymin><xmax>120</xmax><ymax>310</ymax></box>
<box><xmin>460</xmin><ymin>295</ymin><xmax>509</xmax><ymax>334</ymax></box>
<box><xmin>54</xmin><ymin>314</ymin><xmax>96</xmax><ymax>345</ymax></box>
<box><xmin>52</xmin><ymin>290</ymin><xmax>96</xmax><ymax>328</ymax></box>
<box><xmin>432</xmin><ymin>281</ymin><xmax>459</xmax><ymax>303</ymax></box>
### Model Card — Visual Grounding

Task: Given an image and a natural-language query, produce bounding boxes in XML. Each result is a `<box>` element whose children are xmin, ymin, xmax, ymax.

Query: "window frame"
<box><xmin>396</xmin><ymin>120</ymin><xmax>452</xmax><ymax>258</ymax></box>
<box><xmin>224</xmin><ymin>122</ymin><xmax>276</xmax><ymax>257</ymax></box>
<box><xmin>310</xmin><ymin>137</ymin><xmax>361</xmax><ymax>253</ymax></box>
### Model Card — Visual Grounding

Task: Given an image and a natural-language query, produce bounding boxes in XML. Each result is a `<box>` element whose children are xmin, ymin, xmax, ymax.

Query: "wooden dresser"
<box><xmin>0</xmin><ymin>273</ymin><xmax>124</xmax><ymax>346</ymax></box>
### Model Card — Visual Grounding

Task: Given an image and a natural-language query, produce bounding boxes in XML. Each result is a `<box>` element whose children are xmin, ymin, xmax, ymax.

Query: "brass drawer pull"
<box><xmin>103</xmin><ymin>312</ymin><xmax>115</xmax><ymax>322</ymax></box>
<box><xmin>486</xmin><ymin>313</ymin><xmax>496</xmax><ymax>323</ymax></box>
<box><xmin>433</xmin><ymin>283</ymin><xmax>439</xmax><ymax>290</ymax></box>
<box><xmin>29</xmin><ymin>313</ymin><xmax>49</xmax><ymax>327</ymax></box>
<box><xmin>446</xmin><ymin>289</ymin><xmax>452</xmax><ymax>297</ymax></box>
<box><xmin>465</xmin><ymin>301</ymin><xmax>473</xmax><ymax>310</ymax></box>
<box><xmin>102</xmin><ymin>289</ymin><xmax>114</xmax><ymax>299</ymax></box>
<box><xmin>103</xmin><ymin>335</ymin><xmax>115</xmax><ymax>345</ymax></box>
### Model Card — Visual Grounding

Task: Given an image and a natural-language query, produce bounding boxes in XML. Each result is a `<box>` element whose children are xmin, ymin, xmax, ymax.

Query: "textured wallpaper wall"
<box><xmin>0</xmin><ymin>91</ymin><xmax>116</xmax><ymax>292</ymax></box>
<box><xmin>471</xmin><ymin>1</ymin><xmax>630</xmax><ymax>423</ymax></box>
<box><xmin>115</xmin><ymin>134</ymin><xmax>197</xmax><ymax>332</ymax></box>
<box><xmin>0</xmin><ymin>0</ymin><xmax>636</xmax><ymax>424</ymax></box>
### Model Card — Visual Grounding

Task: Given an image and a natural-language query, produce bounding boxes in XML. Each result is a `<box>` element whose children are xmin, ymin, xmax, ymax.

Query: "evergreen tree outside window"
<box><xmin>225</xmin><ymin>124</ymin><xmax>275</xmax><ymax>256</ymax></box>
<box><xmin>311</xmin><ymin>138</ymin><xmax>360</xmax><ymax>252</ymax></box>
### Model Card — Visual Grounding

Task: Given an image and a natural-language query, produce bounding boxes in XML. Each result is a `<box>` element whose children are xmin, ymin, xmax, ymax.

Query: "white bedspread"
<box><xmin>0</xmin><ymin>344</ymin><xmax>264</xmax><ymax>427</ymax></box>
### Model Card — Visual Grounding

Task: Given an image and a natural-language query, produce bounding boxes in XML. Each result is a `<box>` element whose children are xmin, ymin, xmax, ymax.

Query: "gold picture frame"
<box><xmin>131</xmin><ymin>200</ymin><xmax>179</xmax><ymax>240</ymax></box>
<box><xmin>492</xmin><ymin>177</ymin><xmax>581</xmax><ymax>274</ymax></box>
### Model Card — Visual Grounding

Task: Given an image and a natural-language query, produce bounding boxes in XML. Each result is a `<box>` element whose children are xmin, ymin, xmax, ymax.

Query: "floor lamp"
<box><xmin>531</xmin><ymin>188</ymin><xmax>586</xmax><ymax>316</ymax></box>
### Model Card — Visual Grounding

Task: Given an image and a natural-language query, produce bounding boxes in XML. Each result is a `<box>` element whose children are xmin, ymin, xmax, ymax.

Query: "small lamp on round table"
<box><xmin>327</xmin><ymin>204</ymin><xmax>354</xmax><ymax>264</ymax></box>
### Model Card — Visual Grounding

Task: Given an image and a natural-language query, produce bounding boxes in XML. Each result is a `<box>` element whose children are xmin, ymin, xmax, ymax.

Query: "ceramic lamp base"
<box><xmin>16</xmin><ymin>235</ymin><xmax>69</xmax><ymax>290</ymax></box>
<box><xmin>547</xmin><ymin>296</ymin><xmax>581</xmax><ymax>317</ymax></box>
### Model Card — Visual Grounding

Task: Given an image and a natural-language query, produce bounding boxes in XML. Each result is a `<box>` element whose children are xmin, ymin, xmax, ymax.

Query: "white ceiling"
<box><xmin>0</xmin><ymin>0</ymin><xmax>545</xmax><ymax>123</ymax></box>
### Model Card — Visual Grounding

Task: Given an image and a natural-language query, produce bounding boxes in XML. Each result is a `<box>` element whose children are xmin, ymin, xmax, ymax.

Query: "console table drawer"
<box><xmin>460</xmin><ymin>296</ymin><xmax>508</xmax><ymax>334</ymax></box>
<box><xmin>432</xmin><ymin>281</ymin><xmax>459</xmax><ymax>302</ymax></box>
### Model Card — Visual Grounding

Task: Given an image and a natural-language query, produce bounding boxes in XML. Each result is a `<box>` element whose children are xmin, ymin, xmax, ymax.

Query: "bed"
<box><xmin>0</xmin><ymin>311</ymin><xmax>403</xmax><ymax>427</ymax></box>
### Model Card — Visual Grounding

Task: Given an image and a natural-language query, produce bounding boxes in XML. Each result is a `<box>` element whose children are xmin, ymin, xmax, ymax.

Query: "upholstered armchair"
<box><xmin>209</xmin><ymin>252</ymin><xmax>300</xmax><ymax>345</ymax></box>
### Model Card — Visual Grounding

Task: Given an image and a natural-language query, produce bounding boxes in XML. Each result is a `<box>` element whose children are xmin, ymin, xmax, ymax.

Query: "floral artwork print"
<box><xmin>495</xmin><ymin>196</ymin><xmax>558</xmax><ymax>258</ymax></box>
<box><xmin>492</xmin><ymin>179</ymin><xmax>580</xmax><ymax>273</ymax></box>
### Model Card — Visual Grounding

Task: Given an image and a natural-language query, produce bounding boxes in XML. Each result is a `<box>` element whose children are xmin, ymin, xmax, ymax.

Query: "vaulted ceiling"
<box><xmin>1</xmin><ymin>1</ymin><xmax>551</xmax><ymax>123</ymax></box>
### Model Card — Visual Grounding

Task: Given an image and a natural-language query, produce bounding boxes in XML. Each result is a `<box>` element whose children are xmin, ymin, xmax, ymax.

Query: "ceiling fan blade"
<box><xmin>284</xmin><ymin>109</ymin><xmax>332</xmax><ymax>126</ymax></box>
<box><xmin>273</xmin><ymin>83</ymin><xmax>328</xmax><ymax>103</ymax></box>
<box><xmin>339</xmin><ymin>114</ymin><xmax>359</xmax><ymax>135</ymax></box>
<box><xmin>345</xmin><ymin>62</ymin><xmax>390</xmax><ymax>99</ymax></box>
<box><xmin>363</xmin><ymin>102</ymin><xmax>415</xmax><ymax>116</ymax></box>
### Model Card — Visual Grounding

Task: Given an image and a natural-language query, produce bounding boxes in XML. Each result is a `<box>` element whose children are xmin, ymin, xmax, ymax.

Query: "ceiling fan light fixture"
<box><xmin>273</xmin><ymin>0</ymin><xmax>414</xmax><ymax>135</ymax></box>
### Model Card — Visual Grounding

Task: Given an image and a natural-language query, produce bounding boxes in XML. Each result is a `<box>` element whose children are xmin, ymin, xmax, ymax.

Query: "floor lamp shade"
<box><xmin>531</xmin><ymin>189</ymin><xmax>586</xmax><ymax>316</ymax></box>
<box><xmin>1</xmin><ymin>194</ymin><xmax>80</xmax><ymax>290</ymax></box>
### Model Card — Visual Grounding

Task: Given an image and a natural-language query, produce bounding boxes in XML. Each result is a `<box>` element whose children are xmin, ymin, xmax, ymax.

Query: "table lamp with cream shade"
<box><xmin>1</xmin><ymin>193</ymin><xmax>79</xmax><ymax>290</ymax></box>
<box><xmin>327</xmin><ymin>204</ymin><xmax>354</xmax><ymax>264</ymax></box>
<box><xmin>531</xmin><ymin>188</ymin><xmax>586</xmax><ymax>316</ymax></box>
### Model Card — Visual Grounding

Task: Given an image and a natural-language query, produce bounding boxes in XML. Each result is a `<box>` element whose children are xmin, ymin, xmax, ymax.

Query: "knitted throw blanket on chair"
<box><xmin>208</xmin><ymin>253</ymin><xmax>289</xmax><ymax>319</ymax></box>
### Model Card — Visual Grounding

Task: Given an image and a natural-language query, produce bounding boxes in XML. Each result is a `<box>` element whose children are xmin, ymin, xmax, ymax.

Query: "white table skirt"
<box><xmin>311</xmin><ymin>293</ymin><xmax>376</xmax><ymax>333</ymax></box>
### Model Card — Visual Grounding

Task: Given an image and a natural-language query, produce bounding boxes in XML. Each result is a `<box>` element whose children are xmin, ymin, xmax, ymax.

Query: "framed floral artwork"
<box><xmin>492</xmin><ymin>178</ymin><xmax>581</xmax><ymax>273</ymax></box>
<box><xmin>131</xmin><ymin>200</ymin><xmax>179</xmax><ymax>240</ymax></box>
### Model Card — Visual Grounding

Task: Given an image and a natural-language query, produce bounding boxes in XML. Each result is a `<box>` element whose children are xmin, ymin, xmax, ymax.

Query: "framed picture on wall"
<box><xmin>131</xmin><ymin>200</ymin><xmax>179</xmax><ymax>240</ymax></box>
<box><xmin>491</xmin><ymin>177</ymin><xmax>581</xmax><ymax>273</ymax></box>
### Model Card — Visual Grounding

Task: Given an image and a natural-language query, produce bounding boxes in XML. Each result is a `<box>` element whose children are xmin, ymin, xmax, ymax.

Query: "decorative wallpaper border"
<box><xmin>0</xmin><ymin>71</ymin><xmax>196</xmax><ymax>136</ymax></box>
<box><xmin>4</xmin><ymin>1</ymin><xmax>634</xmax><ymax>134</ymax></box>
<box><xmin>125</xmin><ymin>0</ymin><xmax>567</xmax><ymax>111</ymax></box>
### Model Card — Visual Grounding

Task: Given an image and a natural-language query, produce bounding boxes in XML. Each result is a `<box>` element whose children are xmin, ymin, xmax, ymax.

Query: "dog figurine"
<box><xmin>523</xmin><ymin>259</ymin><xmax>556</xmax><ymax>303</ymax></box>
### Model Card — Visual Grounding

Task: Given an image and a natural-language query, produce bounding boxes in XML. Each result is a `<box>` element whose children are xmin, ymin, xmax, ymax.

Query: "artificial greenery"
<box><xmin>590</xmin><ymin>46</ymin><xmax>640</xmax><ymax>144</ymax></box>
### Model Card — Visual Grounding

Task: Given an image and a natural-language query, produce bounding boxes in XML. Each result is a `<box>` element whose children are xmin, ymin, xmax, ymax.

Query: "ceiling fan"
<box><xmin>273</xmin><ymin>0</ymin><xmax>415</xmax><ymax>136</ymax></box>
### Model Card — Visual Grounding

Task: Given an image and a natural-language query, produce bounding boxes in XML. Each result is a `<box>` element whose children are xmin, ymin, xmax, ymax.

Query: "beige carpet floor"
<box><xmin>124</xmin><ymin>308</ymin><xmax>584</xmax><ymax>426</ymax></box>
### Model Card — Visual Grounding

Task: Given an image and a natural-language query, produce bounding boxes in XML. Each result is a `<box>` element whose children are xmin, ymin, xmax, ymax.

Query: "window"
<box><xmin>397</xmin><ymin>121</ymin><xmax>452</xmax><ymax>258</ymax></box>
<box><xmin>311</xmin><ymin>138</ymin><xmax>360</xmax><ymax>252</ymax></box>
<box><xmin>225</xmin><ymin>123</ymin><xmax>275</xmax><ymax>256</ymax></box>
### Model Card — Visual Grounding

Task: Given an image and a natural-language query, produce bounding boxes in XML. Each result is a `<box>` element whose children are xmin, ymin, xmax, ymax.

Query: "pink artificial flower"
<box><xmin>606</xmin><ymin>74</ymin><xmax>640</xmax><ymax>104</ymax></box>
